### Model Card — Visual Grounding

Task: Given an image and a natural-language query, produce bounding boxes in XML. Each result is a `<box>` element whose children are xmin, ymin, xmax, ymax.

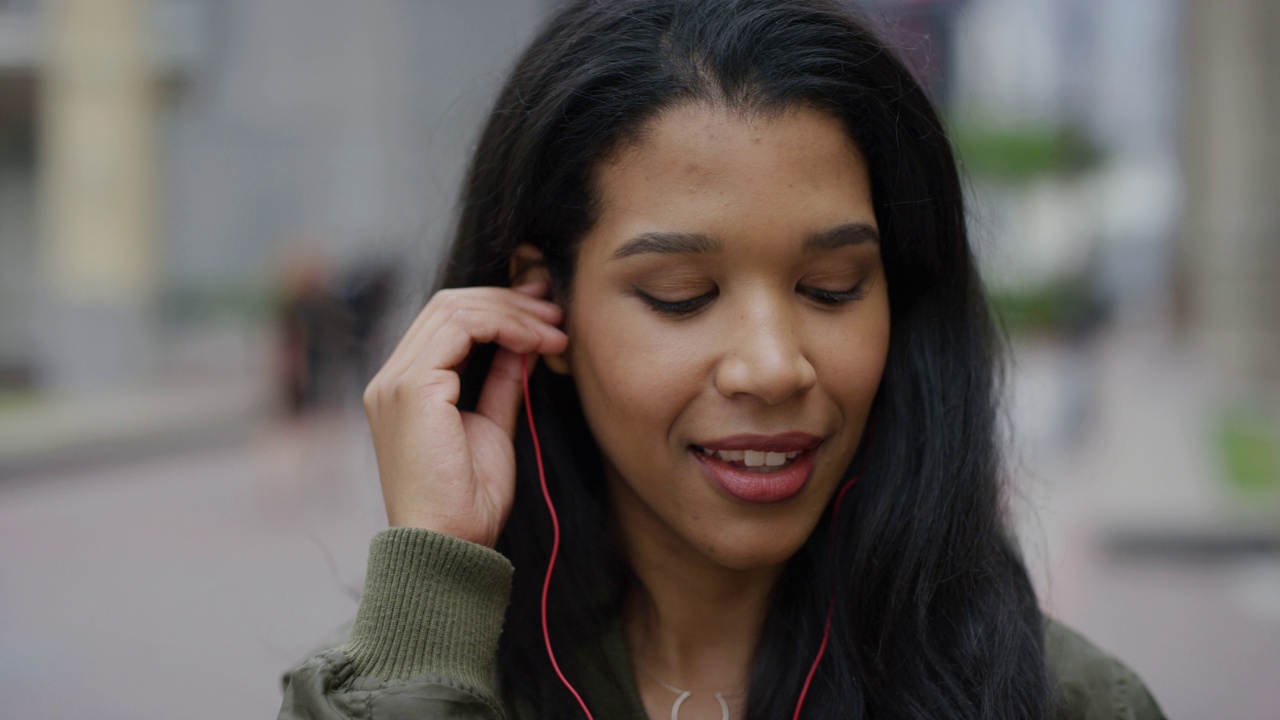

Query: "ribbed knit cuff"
<box><xmin>343</xmin><ymin>527</ymin><xmax>514</xmax><ymax>691</ymax></box>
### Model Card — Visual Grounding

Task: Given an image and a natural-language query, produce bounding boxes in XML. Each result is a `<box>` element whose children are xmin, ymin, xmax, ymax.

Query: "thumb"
<box><xmin>475</xmin><ymin>347</ymin><xmax>537</xmax><ymax>439</ymax></box>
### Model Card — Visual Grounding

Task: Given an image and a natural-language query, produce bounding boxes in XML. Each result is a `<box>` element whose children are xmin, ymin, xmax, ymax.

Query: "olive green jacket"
<box><xmin>278</xmin><ymin>528</ymin><xmax>1166</xmax><ymax>719</ymax></box>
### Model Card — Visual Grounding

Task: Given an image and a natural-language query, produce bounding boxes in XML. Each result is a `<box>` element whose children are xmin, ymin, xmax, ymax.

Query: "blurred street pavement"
<box><xmin>0</xmin><ymin>320</ymin><xmax>1277</xmax><ymax>718</ymax></box>
<box><xmin>0</xmin><ymin>324</ymin><xmax>276</xmax><ymax>478</ymax></box>
<box><xmin>1011</xmin><ymin>320</ymin><xmax>1280</xmax><ymax>718</ymax></box>
<box><xmin>0</xmin><ymin>405</ymin><xmax>383</xmax><ymax>718</ymax></box>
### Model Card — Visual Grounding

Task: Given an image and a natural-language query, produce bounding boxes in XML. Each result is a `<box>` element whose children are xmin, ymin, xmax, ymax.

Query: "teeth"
<box><xmin>698</xmin><ymin>447</ymin><xmax>803</xmax><ymax>467</ymax></box>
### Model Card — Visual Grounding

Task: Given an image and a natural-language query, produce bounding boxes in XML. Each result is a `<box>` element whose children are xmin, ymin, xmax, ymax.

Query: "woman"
<box><xmin>280</xmin><ymin>1</ymin><xmax>1165</xmax><ymax>718</ymax></box>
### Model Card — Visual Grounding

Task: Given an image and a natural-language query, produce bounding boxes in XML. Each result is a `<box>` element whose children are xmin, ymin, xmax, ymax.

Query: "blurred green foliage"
<box><xmin>951</xmin><ymin>122</ymin><xmax>1103</xmax><ymax>181</ymax></box>
<box><xmin>1216</xmin><ymin>407</ymin><xmax>1280</xmax><ymax>492</ymax></box>
<box><xmin>990</xmin><ymin>276</ymin><xmax>1094</xmax><ymax>337</ymax></box>
<box><xmin>161</xmin><ymin>285</ymin><xmax>277</xmax><ymax>325</ymax></box>
<box><xmin>0</xmin><ymin>389</ymin><xmax>38</xmax><ymax>414</ymax></box>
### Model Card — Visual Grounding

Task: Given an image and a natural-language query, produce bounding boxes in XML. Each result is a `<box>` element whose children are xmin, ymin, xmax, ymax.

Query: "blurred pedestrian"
<box><xmin>276</xmin><ymin>246</ymin><xmax>351</xmax><ymax>416</ymax></box>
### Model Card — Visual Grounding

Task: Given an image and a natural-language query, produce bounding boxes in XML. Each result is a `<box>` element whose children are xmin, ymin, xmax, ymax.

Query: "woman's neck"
<box><xmin>620</xmin><ymin>528</ymin><xmax>783</xmax><ymax>697</ymax></box>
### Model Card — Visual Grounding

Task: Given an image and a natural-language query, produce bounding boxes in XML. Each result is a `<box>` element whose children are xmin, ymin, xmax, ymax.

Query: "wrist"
<box><xmin>386</xmin><ymin>509</ymin><xmax>501</xmax><ymax>549</ymax></box>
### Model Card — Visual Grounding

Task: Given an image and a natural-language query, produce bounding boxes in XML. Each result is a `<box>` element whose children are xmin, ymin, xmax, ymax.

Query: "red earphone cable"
<box><xmin>522</xmin><ymin>355</ymin><xmax>595</xmax><ymax>719</ymax></box>
<box><xmin>792</xmin><ymin>475</ymin><xmax>859</xmax><ymax>720</ymax></box>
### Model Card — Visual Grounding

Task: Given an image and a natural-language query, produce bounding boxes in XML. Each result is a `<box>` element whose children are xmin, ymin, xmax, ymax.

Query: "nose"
<box><xmin>713</xmin><ymin>300</ymin><xmax>817</xmax><ymax>405</ymax></box>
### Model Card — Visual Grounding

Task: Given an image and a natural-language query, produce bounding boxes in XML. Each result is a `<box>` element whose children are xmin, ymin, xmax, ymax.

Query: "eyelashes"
<box><xmin>635</xmin><ymin>282</ymin><xmax>868</xmax><ymax>317</ymax></box>
<box><xmin>635</xmin><ymin>289</ymin><xmax>717</xmax><ymax>315</ymax></box>
<box><xmin>801</xmin><ymin>284</ymin><xmax>869</xmax><ymax>305</ymax></box>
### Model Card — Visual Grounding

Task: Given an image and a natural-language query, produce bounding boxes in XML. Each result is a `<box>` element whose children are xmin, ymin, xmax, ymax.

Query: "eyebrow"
<box><xmin>802</xmin><ymin>222</ymin><xmax>880</xmax><ymax>251</ymax></box>
<box><xmin>611</xmin><ymin>231</ymin><xmax>721</xmax><ymax>259</ymax></box>
<box><xmin>611</xmin><ymin>222</ymin><xmax>879</xmax><ymax>260</ymax></box>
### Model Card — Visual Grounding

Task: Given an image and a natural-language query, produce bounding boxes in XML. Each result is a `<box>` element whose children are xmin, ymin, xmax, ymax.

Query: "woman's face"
<box><xmin>562</xmin><ymin>103</ymin><xmax>889</xmax><ymax>572</ymax></box>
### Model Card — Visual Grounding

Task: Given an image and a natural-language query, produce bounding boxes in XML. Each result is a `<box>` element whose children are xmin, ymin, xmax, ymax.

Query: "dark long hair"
<box><xmin>437</xmin><ymin>1</ymin><xmax>1051</xmax><ymax>717</ymax></box>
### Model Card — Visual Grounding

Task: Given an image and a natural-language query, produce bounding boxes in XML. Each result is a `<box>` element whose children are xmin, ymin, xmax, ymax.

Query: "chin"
<box><xmin>701</xmin><ymin>530</ymin><xmax>811</xmax><ymax>572</ymax></box>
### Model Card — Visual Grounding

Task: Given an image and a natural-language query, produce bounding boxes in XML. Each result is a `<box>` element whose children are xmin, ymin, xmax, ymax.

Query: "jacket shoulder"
<box><xmin>1044</xmin><ymin>619</ymin><xmax>1167</xmax><ymax>720</ymax></box>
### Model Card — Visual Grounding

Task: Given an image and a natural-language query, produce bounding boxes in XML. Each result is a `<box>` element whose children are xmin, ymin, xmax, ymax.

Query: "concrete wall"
<box><xmin>162</xmin><ymin>0</ymin><xmax>549</xmax><ymax>293</ymax></box>
<box><xmin>19</xmin><ymin>0</ymin><xmax>552</xmax><ymax>392</ymax></box>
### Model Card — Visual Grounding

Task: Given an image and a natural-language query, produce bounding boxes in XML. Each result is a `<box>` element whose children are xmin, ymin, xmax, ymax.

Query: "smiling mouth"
<box><xmin>690</xmin><ymin>441</ymin><xmax>816</xmax><ymax>503</ymax></box>
<box><xmin>692</xmin><ymin>445</ymin><xmax>805</xmax><ymax>472</ymax></box>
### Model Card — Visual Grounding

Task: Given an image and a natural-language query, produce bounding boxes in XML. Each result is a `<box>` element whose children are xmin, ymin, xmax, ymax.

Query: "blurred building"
<box><xmin>0</xmin><ymin>0</ymin><xmax>40</xmax><ymax>388</ymax></box>
<box><xmin>1</xmin><ymin>0</ymin><xmax>1275</xmax><ymax>402</ymax></box>
<box><xmin>1179</xmin><ymin>0</ymin><xmax>1280</xmax><ymax>386</ymax></box>
<box><xmin>948</xmin><ymin>0</ymin><xmax>1279</xmax><ymax>395</ymax></box>
<box><xmin>0</xmin><ymin>0</ymin><xmax>551</xmax><ymax>396</ymax></box>
<box><xmin>949</xmin><ymin>0</ymin><xmax>1182</xmax><ymax>309</ymax></box>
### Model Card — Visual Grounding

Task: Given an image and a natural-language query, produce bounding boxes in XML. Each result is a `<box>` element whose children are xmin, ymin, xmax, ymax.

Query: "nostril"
<box><xmin>713</xmin><ymin>352</ymin><xmax>816</xmax><ymax>405</ymax></box>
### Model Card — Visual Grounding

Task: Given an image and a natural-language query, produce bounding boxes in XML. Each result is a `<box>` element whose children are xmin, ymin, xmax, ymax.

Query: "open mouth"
<box><xmin>692</xmin><ymin>445</ymin><xmax>805</xmax><ymax>472</ymax></box>
<box><xmin>690</xmin><ymin>443</ymin><xmax>816</xmax><ymax>503</ymax></box>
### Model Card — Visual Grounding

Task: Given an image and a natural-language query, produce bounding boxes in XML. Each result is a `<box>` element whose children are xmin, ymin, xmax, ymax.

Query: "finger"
<box><xmin>475</xmin><ymin>348</ymin><xmax>533</xmax><ymax>438</ymax></box>
<box><xmin>401</xmin><ymin>290</ymin><xmax>561</xmax><ymax>360</ymax></box>
<box><xmin>442</xmin><ymin>286</ymin><xmax>561</xmax><ymax>322</ymax></box>
<box><xmin>493</xmin><ymin>284</ymin><xmax>562</xmax><ymax>319</ymax></box>
<box><xmin>384</xmin><ymin>287</ymin><xmax>561</xmax><ymax>369</ymax></box>
<box><xmin>415</xmin><ymin>306</ymin><xmax>566</xmax><ymax>375</ymax></box>
<box><xmin>381</xmin><ymin>294</ymin><xmax>563</xmax><ymax>380</ymax></box>
<box><xmin>513</xmin><ymin>279</ymin><xmax>550</xmax><ymax>297</ymax></box>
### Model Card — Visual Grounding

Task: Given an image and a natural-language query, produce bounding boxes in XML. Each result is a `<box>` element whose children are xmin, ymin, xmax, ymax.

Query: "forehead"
<box><xmin>605</xmin><ymin>102</ymin><xmax>865</xmax><ymax>187</ymax></box>
<box><xmin>583</xmin><ymin>103</ymin><xmax>875</xmax><ymax>255</ymax></box>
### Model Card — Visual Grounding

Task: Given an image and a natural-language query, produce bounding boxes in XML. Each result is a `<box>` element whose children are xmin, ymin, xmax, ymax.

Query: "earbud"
<box><xmin>511</xmin><ymin>245</ymin><xmax>570</xmax><ymax>376</ymax></box>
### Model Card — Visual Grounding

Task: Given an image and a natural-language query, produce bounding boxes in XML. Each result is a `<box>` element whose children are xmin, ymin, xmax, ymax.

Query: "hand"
<box><xmin>362</xmin><ymin>281</ymin><xmax>567</xmax><ymax>547</ymax></box>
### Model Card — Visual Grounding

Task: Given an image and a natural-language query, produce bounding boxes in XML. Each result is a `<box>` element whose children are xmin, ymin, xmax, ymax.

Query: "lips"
<box><xmin>695</xmin><ymin>432</ymin><xmax>822</xmax><ymax>453</ymax></box>
<box><xmin>691</xmin><ymin>432</ymin><xmax>821</xmax><ymax>503</ymax></box>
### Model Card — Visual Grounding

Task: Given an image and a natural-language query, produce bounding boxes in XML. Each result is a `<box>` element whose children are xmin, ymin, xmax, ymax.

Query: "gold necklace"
<box><xmin>635</xmin><ymin>662</ymin><xmax>743</xmax><ymax>720</ymax></box>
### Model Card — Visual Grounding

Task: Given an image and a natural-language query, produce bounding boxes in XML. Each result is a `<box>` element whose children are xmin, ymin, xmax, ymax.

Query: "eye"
<box><xmin>634</xmin><ymin>288</ymin><xmax>718</xmax><ymax>316</ymax></box>
<box><xmin>800</xmin><ymin>282</ymin><xmax>868</xmax><ymax>305</ymax></box>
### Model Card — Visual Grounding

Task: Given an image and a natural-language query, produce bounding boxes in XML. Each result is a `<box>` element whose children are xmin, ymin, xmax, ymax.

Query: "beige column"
<box><xmin>37</xmin><ymin>0</ymin><xmax>159</xmax><ymax>390</ymax></box>
<box><xmin>1179</xmin><ymin>0</ymin><xmax>1280</xmax><ymax>384</ymax></box>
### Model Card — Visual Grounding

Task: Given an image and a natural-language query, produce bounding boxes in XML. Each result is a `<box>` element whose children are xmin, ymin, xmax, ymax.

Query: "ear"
<box><xmin>509</xmin><ymin>243</ymin><xmax>550</xmax><ymax>287</ymax></box>
<box><xmin>509</xmin><ymin>244</ymin><xmax>571</xmax><ymax>376</ymax></box>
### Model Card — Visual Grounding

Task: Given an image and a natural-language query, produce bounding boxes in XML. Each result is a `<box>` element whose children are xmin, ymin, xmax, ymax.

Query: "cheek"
<box><xmin>813</xmin><ymin>312</ymin><xmax>891</xmax><ymax>417</ymax></box>
<box><xmin>566</xmin><ymin>308</ymin><xmax>707</xmax><ymax>450</ymax></box>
